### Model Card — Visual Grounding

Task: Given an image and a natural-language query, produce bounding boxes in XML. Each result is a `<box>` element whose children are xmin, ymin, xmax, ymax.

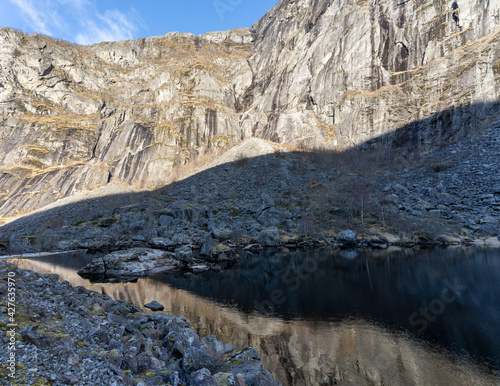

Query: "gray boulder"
<box><xmin>182</xmin><ymin>347</ymin><xmax>227</xmax><ymax>375</ymax></box>
<box><xmin>209</xmin><ymin>221</ymin><xmax>233</xmax><ymax>240</ymax></box>
<box><xmin>201</xmin><ymin>335</ymin><xmax>234</xmax><ymax>356</ymax></box>
<box><xmin>258</xmin><ymin>227</ymin><xmax>281</xmax><ymax>247</ymax></box>
<box><xmin>188</xmin><ymin>264</ymin><xmax>210</xmax><ymax>274</ymax></box>
<box><xmin>228</xmin><ymin>347</ymin><xmax>260</xmax><ymax>362</ymax></box>
<box><xmin>257</xmin><ymin>207</ymin><xmax>284</xmax><ymax>227</ymax></box>
<box><xmin>77</xmin><ymin>227</ymin><xmax>115</xmax><ymax>250</ymax></box>
<box><xmin>164</xmin><ymin>371</ymin><xmax>181</xmax><ymax>386</ymax></box>
<box><xmin>189</xmin><ymin>368</ymin><xmax>216</xmax><ymax>385</ymax></box>
<box><xmin>159</xmin><ymin>214</ymin><xmax>177</xmax><ymax>227</ymax></box>
<box><xmin>149</xmin><ymin>237</ymin><xmax>175</xmax><ymax>249</ymax></box>
<box><xmin>20</xmin><ymin>327</ymin><xmax>55</xmax><ymax>349</ymax></box>
<box><xmin>337</xmin><ymin>230</ymin><xmax>357</xmax><ymax>246</ymax></box>
<box><xmin>163</xmin><ymin>327</ymin><xmax>200</xmax><ymax>356</ymax></box>
<box><xmin>260</xmin><ymin>193</ymin><xmax>275</xmax><ymax>212</ymax></box>
<box><xmin>393</xmin><ymin>183</ymin><xmax>410</xmax><ymax>196</ymax></box>
<box><xmin>167</xmin><ymin>201</ymin><xmax>209</xmax><ymax>226</ymax></box>
<box><xmin>77</xmin><ymin>248</ymin><xmax>180</xmax><ymax>280</ymax></box>
<box><xmin>120</xmin><ymin>212</ymin><xmax>150</xmax><ymax>232</ymax></box>
<box><xmin>380</xmin><ymin>194</ymin><xmax>399</xmax><ymax>206</ymax></box>
<box><xmin>209</xmin><ymin>244</ymin><xmax>239</xmax><ymax>261</ymax></box>
<box><xmin>200</xmin><ymin>237</ymin><xmax>217</xmax><ymax>256</ymax></box>
<box><xmin>213</xmin><ymin>372</ymin><xmax>236</xmax><ymax>385</ymax></box>
<box><xmin>144</xmin><ymin>300</ymin><xmax>165</xmax><ymax>311</ymax></box>
<box><xmin>226</xmin><ymin>348</ymin><xmax>278</xmax><ymax>386</ymax></box>
<box><xmin>175</xmin><ymin>245</ymin><xmax>193</xmax><ymax>262</ymax></box>
<box><xmin>7</xmin><ymin>234</ymin><xmax>38</xmax><ymax>254</ymax></box>
<box><xmin>172</xmin><ymin>233</ymin><xmax>192</xmax><ymax>245</ymax></box>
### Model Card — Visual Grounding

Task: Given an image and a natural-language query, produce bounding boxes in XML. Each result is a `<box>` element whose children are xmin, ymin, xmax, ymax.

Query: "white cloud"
<box><xmin>8</xmin><ymin>0</ymin><xmax>143</xmax><ymax>45</ymax></box>
<box><xmin>76</xmin><ymin>9</ymin><xmax>140</xmax><ymax>45</ymax></box>
<box><xmin>8</xmin><ymin>0</ymin><xmax>66</xmax><ymax>35</ymax></box>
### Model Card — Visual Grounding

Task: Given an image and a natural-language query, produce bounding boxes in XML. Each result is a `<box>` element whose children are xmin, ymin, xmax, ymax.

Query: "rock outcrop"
<box><xmin>1</xmin><ymin>0</ymin><xmax>500</xmax><ymax>219</ymax></box>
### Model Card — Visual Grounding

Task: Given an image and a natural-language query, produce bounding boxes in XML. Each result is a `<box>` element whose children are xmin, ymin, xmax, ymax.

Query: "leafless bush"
<box><xmin>230</xmin><ymin>224</ymin><xmax>246</xmax><ymax>241</ymax></box>
<box><xmin>384</xmin><ymin>211</ymin><xmax>419</xmax><ymax>238</ymax></box>
<box><xmin>299</xmin><ymin>213</ymin><xmax>320</xmax><ymax>235</ymax></box>
<box><xmin>334</xmin><ymin>176</ymin><xmax>373</xmax><ymax>227</ymax></box>
<box><xmin>414</xmin><ymin>211</ymin><xmax>445</xmax><ymax>239</ymax></box>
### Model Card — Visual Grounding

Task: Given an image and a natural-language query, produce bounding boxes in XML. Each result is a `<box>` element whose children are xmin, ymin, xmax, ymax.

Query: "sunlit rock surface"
<box><xmin>245</xmin><ymin>0</ymin><xmax>500</xmax><ymax>148</ymax></box>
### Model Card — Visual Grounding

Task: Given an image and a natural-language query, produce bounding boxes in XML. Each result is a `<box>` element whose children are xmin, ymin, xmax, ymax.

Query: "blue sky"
<box><xmin>0</xmin><ymin>0</ymin><xmax>278</xmax><ymax>45</ymax></box>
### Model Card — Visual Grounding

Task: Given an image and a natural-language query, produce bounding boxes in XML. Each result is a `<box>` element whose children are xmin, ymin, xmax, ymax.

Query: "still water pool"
<box><xmin>10</xmin><ymin>247</ymin><xmax>500</xmax><ymax>385</ymax></box>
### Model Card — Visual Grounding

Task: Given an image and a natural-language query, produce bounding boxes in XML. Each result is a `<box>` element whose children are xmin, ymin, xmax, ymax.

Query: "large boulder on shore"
<box><xmin>175</xmin><ymin>245</ymin><xmax>193</xmax><ymax>262</ymax></box>
<box><xmin>258</xmin><ymin>227</ymin><xmax>281</xmax><ymax>247</ymax></box>
<box><xmin>209</xmin><ymin>243</ymin><xmax>240</xmax><ymax>262</ymax></box>
<box><xmin>337</xmin><ymin>230</ymin><xmax>358</xmax><ymax>246</ymax></box>
<box><xmin>78</xmin><ymin>248</ymin><xmax>181</xmax><ymax>281</ymax></box>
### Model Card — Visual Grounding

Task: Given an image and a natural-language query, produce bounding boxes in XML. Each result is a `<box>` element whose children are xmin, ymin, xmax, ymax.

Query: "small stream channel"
<box><xmin>8</xmin><ymin>247</ymin><xmax>500</xmax><ymax>385</ymax></box>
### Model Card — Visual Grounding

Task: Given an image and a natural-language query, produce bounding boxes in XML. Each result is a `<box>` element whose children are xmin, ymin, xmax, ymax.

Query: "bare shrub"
<box><xmin>415</xmin><ymin>211</ymin><xmax>445</xmax><ymax>239</ymax></box>
<box><xmin>230</xmin><ymin>224</ymin><xmax>246</xmax><ymax>242</ymax></box>
<box><xmin>384</xmin><ymin>211</ymin><xmax>418</xmax><ymax>238</ymax></box>
<box><xmin>299</xmin><ymin>212</ymin><xmax>320</xmax><ymax>235</ymax></box>
<box><xmin>334</xmin><ymin>175</ymin><xmax>373</xmax><ymax>227</ymax></box>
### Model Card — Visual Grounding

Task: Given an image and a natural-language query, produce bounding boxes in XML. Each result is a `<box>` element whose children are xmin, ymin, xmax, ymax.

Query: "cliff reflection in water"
<box><xmin>11</xmin><ymin>247</ymin><xmax>500</xmax><ymax>385</ymax></box>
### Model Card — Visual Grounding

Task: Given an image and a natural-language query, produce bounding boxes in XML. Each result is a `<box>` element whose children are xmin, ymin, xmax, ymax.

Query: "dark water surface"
<box><xmin>10</xmin><ymin>247</ymin><xmax>500</xmax><ymax>385</ymax></box>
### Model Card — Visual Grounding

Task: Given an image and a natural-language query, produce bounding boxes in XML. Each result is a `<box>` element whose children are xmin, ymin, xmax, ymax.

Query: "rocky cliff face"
<box><xmin>0</xmin><ymin>28</ymin><xmax>254</xmax><ymax>218</ymax></box>
<box><xmin>1</xmin><ymin>0</ymin><xmax>499</xmax><ymax>219</ymax></box>
<box><xmin>245</xmin><ymin>0</ymin><xmax>500</xmax><ymax>148</ymax></box>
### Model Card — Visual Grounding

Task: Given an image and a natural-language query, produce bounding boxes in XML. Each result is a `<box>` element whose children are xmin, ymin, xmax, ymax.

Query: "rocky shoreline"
<box><xmin>0</xmin><ymin>260</ymin><xmax>279</xmax><ymax>385</ymax></box>
<box><xmin>75</xmin><ymin>230</ymin><xmax>500</xmax><ymax>283</ymax></box>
